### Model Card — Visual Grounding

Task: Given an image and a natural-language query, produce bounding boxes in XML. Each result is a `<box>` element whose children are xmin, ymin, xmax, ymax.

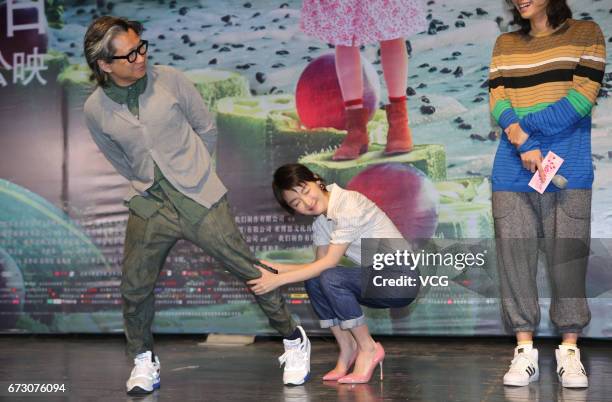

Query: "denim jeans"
<box><xmin>304</xmin><ymin>267</ymin><xmax>415</xmax><ymax>330</ymax></box>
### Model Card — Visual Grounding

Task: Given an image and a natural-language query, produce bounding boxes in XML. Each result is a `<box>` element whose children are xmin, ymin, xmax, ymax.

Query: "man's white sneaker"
<box><xmin>556</xmin><ymin>345</ymin><xmax>588</xmax><ymax>388</ymax></box>
<box><xmin>503</xmin><ymin>345</ymin><xmax>539</xmax><ymax>387</ymax></box>
<box><xmin>126</xmin><ymin>351</ymin><xmax>161</xmax><ymax>395</ymax></box>
<box><xmin>279</xmin><ymin>326</ymin><xmax>311</xmax><ymax>386</ymax></box>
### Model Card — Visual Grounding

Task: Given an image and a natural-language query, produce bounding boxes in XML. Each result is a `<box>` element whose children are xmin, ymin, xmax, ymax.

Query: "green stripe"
<box><xmin>505</xmin><ymin>90</ymin><xmax>593</xmax><ymax>119</ymax></box>
<box><xmin>566</xmin><ymin>89</ymin><xmax>593</xmax><ymax>117</ymax></box>
<box><xmin>492</xmin><ymin>99</ymin><xmax>513</xmax><ymax>121</ymax></box>
<box><xmin>514</xmin><ymin>103</ymin><xmax>553</xmax><ymax>118</ymax></box>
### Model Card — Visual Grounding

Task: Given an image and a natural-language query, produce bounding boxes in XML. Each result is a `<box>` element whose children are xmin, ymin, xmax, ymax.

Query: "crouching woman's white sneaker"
<box><xmin>126</xmin><ymin>351</ymin><xmax>161</xmax><ymax>395</ymax></box>
<box><xmin>556</xmin><ymin>345</ymin><xmax>588</xmax><ymax>388</ymax></box>
<box><xmin>503</xmin><ymin>345</ymin><xmax>539</xmax><ymax>387</ymax></box>
<box><xmin>278</xmin><ymin>326</ymin><xmax>311</xmax><ymax>386</ymax></box>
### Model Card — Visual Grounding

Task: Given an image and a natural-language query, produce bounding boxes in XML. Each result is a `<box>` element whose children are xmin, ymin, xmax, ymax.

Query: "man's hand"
<box><xmin>247</xmin><ymin>267</ymin><xmax>284</xmax><ymax>295</ymax></box>
<box><xmin>505</xmin><ymin>123</ymin><xmax>529</xmax><ymax>147</ymax></box>
<box><xmin>520</xmin><ymin>149</ymin><xmax>546</xmax><ymax>182</ymax></box>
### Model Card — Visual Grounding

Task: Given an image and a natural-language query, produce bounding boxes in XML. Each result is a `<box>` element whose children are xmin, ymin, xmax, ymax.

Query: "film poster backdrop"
<box><xmin>1</xmin><ymin>0</ymin><xmax>611</xmax><ymax>337</ymax></box>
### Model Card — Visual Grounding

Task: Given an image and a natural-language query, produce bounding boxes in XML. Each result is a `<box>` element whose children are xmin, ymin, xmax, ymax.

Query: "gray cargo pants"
<box><xmin>492</xmin><ymin>190</ymin><xmax>591</xmax><ymax>334</ymax></box>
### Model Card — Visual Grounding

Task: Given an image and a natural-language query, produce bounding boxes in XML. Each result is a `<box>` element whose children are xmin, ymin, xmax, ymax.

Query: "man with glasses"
<box><xmin>83</xmin><ymin>16</ymin><xmax>311</xmax><ymax>395</ymax></box>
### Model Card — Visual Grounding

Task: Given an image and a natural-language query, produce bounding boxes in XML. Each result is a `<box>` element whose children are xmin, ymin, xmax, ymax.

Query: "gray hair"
<box><xmin>83</xmin><ymin>16</ymin><xmax>143</xmax><ymax>86</ymax></box>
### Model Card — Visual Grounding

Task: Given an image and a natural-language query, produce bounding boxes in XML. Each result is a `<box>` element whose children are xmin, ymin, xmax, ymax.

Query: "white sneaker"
<box><xmin>556</xmin><ymin>345</ymin><xmax>588</xmax><ymax>388</ymax></box>
<box><xmin>503</xmin><ymin>345</ymin><xmax>539</xmax><ymax>386</ymax></box>
<box><xmin>278</xmin><ymin>326</ymin><xmax>311</xmax><ymax>386</ymax></box>
<box><xmin>126</xmin><ymin>351</ymin><xmax>161</xmax><ymax>395</ymax></box>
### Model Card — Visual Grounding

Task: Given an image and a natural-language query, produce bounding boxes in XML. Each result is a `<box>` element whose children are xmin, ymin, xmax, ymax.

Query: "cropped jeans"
<box><xmin>304</xmin><ymin>266</ymin><xmax>416</xmax><ymax>329</ymax></box>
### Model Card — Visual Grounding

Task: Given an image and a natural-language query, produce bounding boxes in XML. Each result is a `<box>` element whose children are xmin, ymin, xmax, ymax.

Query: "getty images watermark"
<box><xmin>371</xmin><ymin>246</ymin><xmax>487</xmax><ymax>288</ymax></box>
<box><xmin>359</xmin><ymin>238</ymin><xmax>611</xmax><ymax>300</ymax></box>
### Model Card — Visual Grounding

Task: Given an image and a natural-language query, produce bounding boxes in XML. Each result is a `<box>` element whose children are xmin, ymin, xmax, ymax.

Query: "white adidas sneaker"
<box><xmin>126</xmin><ymin>351</ymin><xmax>161</xmax><ymax>395</ymax></box>
<box><xmin>556</xmin><ymin>345</ymin><xmax>588</xmax><ymax>388</ymax></box>
<box><xmin>278</xmin><ymin>326</ymin><xmax>311</xmax><ymax>386</ymax></box>
<box><xmin>503</xmin><ymin>345</ymin><xmax>539</xmax><ymax>386</ymax></box>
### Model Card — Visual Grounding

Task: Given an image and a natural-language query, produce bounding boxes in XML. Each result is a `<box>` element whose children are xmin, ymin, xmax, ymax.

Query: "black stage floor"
<box><xmin>1</xmin><ymin>335</ymin><xmax>611</xmax><ymax>402</ymax></box>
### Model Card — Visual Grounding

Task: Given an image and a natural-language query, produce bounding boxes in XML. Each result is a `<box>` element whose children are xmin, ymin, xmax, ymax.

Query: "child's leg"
<box><xmin>380</xmin><ymin>38</ymin><xmax>413</xmax><ymax>154</ymax></box>
<box><xmin>380</xmin><ymin>38</ymin><xmax>408</xmax><ymax>99</ymax></box>
<box><xmin>335</xmin><ymin>45</ymin><xmax>363</xmax><ymax>107</ymax></box>
<box><xmin>332</xmin><ymin>46</ymin><xmax>369</xmax><ymax>160</ymax></box>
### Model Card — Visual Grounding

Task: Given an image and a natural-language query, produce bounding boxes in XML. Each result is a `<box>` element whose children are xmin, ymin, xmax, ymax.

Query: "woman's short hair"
<box><xmin>272</xmin><ymin>164</ymin><xmax>326</xmax><ymax>215</ymax></box>
<box><xmin>506</xmin><ymin>0</ymin><xmax>572</xmax><ymax>35</ymax></box>
<box><xmin>83</xmin><ymin>16</ymin><xmax>143</xmax><ymax>86</ymax></box>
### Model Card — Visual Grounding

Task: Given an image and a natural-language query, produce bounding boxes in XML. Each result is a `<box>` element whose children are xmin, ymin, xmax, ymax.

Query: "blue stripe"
<box><xmin>492</xmin><ymin>119</ymin><xmax>594</xmax><ymax>192</ymax></box>
<box><xmin>520</xmin><ymin>98</ymin><xmax>584</xmax><ymax>137</ymax></box>
<box><xmin>517</xmin><ymin>136</ymin><xmax>540</xmax><ymax>153</ymax></box>
<box><xmin>498</xmin><ymin>108</ymin><xmax>519</xmax><ymax>130</ymax></box>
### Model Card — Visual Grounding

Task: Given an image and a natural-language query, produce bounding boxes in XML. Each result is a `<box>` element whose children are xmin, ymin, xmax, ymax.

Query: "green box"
<box><xmin>299</xmin><ymin>143</ymin><xmax>447</xmax><ymax>187</ymax></box>
<box><xmin>434</xmin><ymin>177</ymin><xmax>493</xmax><ymax>238</ymax></box>
<box><xmin>184</xmin><ymin>68</ymin><xmax>250</xmax><ymax>110</ymax></box>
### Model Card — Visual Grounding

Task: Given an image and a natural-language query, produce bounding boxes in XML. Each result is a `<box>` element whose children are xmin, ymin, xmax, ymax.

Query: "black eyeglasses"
<box><xmin>111</xmin><ymin>40</ymin><xmax>148</xmax><ymax>63</ymax></box>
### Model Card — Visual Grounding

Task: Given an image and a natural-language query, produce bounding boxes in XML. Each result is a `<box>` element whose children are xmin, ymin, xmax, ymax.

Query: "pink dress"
<box><xmin>300</xmin><ymin>0</ymin><xmax>427</xmax><ymax>46</ymax></box>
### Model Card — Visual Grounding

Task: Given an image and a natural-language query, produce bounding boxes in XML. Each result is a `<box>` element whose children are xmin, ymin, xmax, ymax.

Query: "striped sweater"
<box><xmin>488</xmin><ymin>19</ymin><xmax>606</xmax><ymax>192</ymax></box>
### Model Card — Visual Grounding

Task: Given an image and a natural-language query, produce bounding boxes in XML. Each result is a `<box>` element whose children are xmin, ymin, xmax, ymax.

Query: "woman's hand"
<box><xmin>520</xmin><ymin>149</ymin><xmax>546</xmax><ymax>182</ymax></box>
<box><xmin>247</xmin><ymin>267</ymin><xmax>285</xmax><ymax>295</ymax></box>
<box><xmin>505</xmin><ymin>123</ymin><xmax>529</xmax><ymax>147</ymax></box>
<box><xmin>505</xmin><ymin>123</ymin><xmax>545</xmax><ymax>181</ymax></box>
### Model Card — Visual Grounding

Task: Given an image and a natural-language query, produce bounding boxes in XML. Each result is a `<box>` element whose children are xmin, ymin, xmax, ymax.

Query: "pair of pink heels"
<box><xmin>322</xmin><ymin>343</ymin><xmax>385</xmax><ymax>384</ymax></box>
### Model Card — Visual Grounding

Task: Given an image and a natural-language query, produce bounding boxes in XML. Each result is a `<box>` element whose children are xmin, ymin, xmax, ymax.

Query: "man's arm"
<box><xmin>173</xmin><ymin>70</ymin><xmax>217</xmax><ymax>154</ymax></box>
<box><xmin>85</xmin><ymin>111</ymin><xmax>134</xmax><ymax>180</ymax></box>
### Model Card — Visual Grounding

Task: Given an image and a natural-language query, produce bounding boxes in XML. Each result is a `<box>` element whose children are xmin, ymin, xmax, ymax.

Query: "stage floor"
<box><xmin>0</xmin><ymin>335</ymin><xmax>611</xmax><ymax>402</ymax></box>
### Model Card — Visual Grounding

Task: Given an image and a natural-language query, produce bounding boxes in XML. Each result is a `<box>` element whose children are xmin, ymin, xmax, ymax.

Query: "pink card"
<box><xmin>528</xmin><ymin>151</ymin><xmax>564</xmax><ymax>194</ymax></box>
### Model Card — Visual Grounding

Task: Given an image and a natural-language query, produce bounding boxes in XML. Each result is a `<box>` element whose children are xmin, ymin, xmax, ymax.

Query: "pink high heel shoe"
<box><xmin>337</xmin><ymin>343</ymin><xmax>385</xmax><ymax>384</ymax></box>
<box><xmin>322</xmin><ymin>351</ymin><xmax>358</xmax><ymax>381</ymax></box>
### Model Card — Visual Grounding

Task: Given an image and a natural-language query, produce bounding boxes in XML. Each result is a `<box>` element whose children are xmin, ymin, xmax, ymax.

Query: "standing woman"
<box><xmin>300</xmin><ymin>0</ymin><xmax>427</xmax><ymax>160</ymax></box>
<box><xmin>489</xmin><ymin>0</ymin><xmax>605</xmax><ymax>388</ymax></box>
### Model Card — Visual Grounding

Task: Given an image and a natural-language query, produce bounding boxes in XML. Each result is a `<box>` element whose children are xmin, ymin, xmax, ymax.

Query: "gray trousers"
<box><xmin>492</xmin><ymin>190</ymin><xmax>591</xmax><ymax>334</ymax></box>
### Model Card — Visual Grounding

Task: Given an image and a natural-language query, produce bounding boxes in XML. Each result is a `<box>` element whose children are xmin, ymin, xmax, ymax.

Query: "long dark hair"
<box><xmin>506</xmin><ymin>0</ymin><xmax>572</xmax><ymax>35</ymax></box>
<box><xmin>272</xmin><ymin>164</ymin><xmax>326</xmax><ymax>215</ymax></box>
